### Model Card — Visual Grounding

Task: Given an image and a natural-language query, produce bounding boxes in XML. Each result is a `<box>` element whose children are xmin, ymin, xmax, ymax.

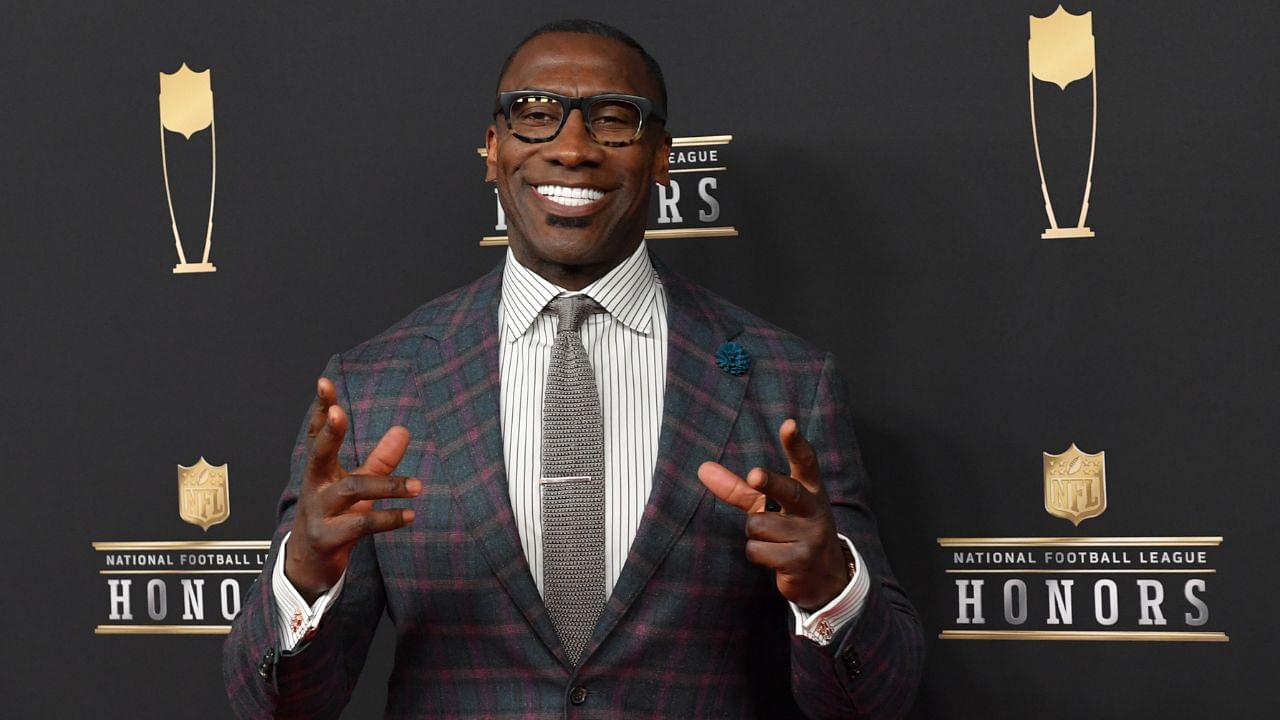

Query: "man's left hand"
<box><xmin>697</xmin><ymin>418</ymin><xmax>852</xmax><ymax>610</ymax></box>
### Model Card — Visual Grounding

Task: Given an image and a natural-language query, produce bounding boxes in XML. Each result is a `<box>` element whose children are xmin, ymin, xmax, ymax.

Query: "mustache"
<box><xmin>546</xmin><ymin>213</ymin><xmax>590</xmax><ymax>228</ymax></box>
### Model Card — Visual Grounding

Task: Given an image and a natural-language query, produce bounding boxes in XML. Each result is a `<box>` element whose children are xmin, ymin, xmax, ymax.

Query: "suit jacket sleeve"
<box><xmin>222</xmin><ymin>353</ymin><xmax>387</xmax><ymax>719</ymax></box>
<box><xmin>789</xmin><ymin>352</ymin><xmax>925</xmax><ymax>720</ymax></box>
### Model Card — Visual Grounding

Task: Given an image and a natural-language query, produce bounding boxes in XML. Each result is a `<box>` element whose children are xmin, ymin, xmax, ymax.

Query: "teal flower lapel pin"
<box><xmin>715</xmin><ymin>341</ymin><xmax>750</xmax><ymax>376</ymax></box>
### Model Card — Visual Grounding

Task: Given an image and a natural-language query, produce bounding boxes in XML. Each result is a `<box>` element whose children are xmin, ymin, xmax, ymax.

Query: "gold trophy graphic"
<box><xmin>159</xmin><ymin>63</ymin><xmax>217</xmax><ymax>273</ymax></box>
<box><xmin>1028</xmin><ymin>6</ymin><xmax>1097</xmax><ymax>239</ymax></box>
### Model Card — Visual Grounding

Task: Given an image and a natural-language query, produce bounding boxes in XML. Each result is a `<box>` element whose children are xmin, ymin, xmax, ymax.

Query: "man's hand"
<box><xmin>285</xmin><ymin>377</ymin><xmax>420</xmax><ymax>604</ymax></box>
<box><xmin>697</xmin><ymin>418</ymin><xmax>851</xmax><ymax>611</ymax></box>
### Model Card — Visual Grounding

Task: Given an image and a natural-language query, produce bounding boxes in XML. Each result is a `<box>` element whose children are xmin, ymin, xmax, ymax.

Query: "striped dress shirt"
<box><xmin>272</xmin><ymin>241</ymin><xmax>868</xmax><ymax>650</ymax></box>
<box><xmin>497</xmin><ymin>240</ymin><xmax>667</xmax><ymax>597</ymax></box>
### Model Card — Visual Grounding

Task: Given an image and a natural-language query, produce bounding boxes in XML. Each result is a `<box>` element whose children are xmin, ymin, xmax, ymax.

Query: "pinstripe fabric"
<box><xmin>498</xmin><ymin>242</ymin><xmax>667</xmax><ymax>601</ymax></box>
<box><xmin>223</xmin><ymin>252</ymin><xmax>925</xmax><ymax>719</ymax></box>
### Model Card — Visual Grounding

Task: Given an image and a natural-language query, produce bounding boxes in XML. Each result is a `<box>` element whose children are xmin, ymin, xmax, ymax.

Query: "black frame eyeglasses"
<box><xmin>494</xmin><ymin>90</ymin><xmax>667</xmax><ymax>147</ymax></box>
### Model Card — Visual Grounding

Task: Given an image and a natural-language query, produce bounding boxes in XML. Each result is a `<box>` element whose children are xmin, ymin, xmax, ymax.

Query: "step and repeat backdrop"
<box><xmin>2</xmin><ymin>1</ymin><xmax>1275</xmax><ymax>717</ymax></box>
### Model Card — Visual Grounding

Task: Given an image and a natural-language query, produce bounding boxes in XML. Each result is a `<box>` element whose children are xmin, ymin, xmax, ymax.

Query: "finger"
<box><xmin>320</xmin><ymin>474</ymin><xmax>422</xmax><ymax>515</ymax></box>
<box><xmin>745</xmin><ymin>538</ymin><xmax>803</xmax><ymax>571</ymax></box>
<box><xmin>306</xmin><ymin>378</ymin><xmax>339</xmax><ymax>440</ymax></box>
<box><xmin>301</xmin><ymin>378</ymin><xmax>338</xmax><ymax>473</ymax></box>
<box><xmin>307</xmin><ymin>403</ymin><xmax>348</xmax><ymax>483</ymax></box>
<box><xmin>780</xmin><ymin>418</ymin><xmax>822</xmax><ymax>495</ymax></box>
<box><xmin>355</xmin><ymin>426</ymin><xmax>411</xmax><ymax>476</ymax></box>
<box><xmin>745</xmin><ymin>511</ymin><xmax>804</xmax><ymax>543</ymax></box>
<box><xmin>697</xmin><ymin>461</ymin><xmax>765</xmax><ymax>513</ymax></box>
<box><xmin>747</xmin><ymin>467</ymin><xmax>817</xmax><ymax>517</ymax></box>
<box><xmin>330</xmin><ymin>507</ymin><xmax>416</xmax><ymax>542</ymax></box>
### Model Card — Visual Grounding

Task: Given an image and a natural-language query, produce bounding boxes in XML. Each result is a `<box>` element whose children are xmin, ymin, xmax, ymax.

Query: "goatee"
<box><xmin>546</xmin><ymin>213</ymin><xmax>590</xmax><ymax>228</ymax></box>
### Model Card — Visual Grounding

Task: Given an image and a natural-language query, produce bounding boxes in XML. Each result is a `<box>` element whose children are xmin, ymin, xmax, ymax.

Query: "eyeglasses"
<box><xmin>494</xmin><ymin>90</ymin><xmax>666</xmax><ymax>147</ymax></box>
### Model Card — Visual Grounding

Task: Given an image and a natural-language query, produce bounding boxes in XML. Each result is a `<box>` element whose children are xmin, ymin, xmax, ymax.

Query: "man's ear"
<box><xmin>653</xmin><ymin>131</ymin><xmax>672</xmax><ymax>186</ymax></box>
<box><xmin>484</xmin><ymin>124</ymin><xmax>498</xmax><ymax>182</ymax></box>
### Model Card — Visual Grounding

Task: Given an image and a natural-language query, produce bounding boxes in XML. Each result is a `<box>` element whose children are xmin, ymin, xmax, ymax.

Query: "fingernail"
<box><xmin>402</xmin><ymin>509</ymin><xmax>416</xmax><ymax>523</ymax></box>
<box><xmin>405</xmin><ymin>478</ymin><xmax>422</xmax><ymax>495</ymax></box>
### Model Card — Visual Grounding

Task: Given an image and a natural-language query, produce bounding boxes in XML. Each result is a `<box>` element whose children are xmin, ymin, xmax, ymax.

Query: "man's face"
<box><xmin>486</xmin><ymin>32</ymin><xmax>670</xmax><ymax>275</ymax></box>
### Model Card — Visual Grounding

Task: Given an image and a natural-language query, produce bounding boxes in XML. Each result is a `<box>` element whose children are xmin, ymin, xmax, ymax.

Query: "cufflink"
<box><xmin>812</xmin><ymin>618</ymin><xmax>835</xmax><ymax>645</ymax></box>
<box><xmin>841</xmin><ymin>544</ymin><xmax>857</xmax><ymax>582</ymax></box>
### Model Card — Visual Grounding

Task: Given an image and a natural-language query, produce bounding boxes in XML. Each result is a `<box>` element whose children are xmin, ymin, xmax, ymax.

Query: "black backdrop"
<box><xmin>2</xmin><ymin>1</ymin><xmax>1277</xmax><ymax>717</ymax></box>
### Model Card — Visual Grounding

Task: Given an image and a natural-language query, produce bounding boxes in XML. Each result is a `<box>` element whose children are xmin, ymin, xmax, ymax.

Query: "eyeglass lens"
<box><xmin>510</xmin><ymin>96</ymin><xmax>643</xmax><ymax>143</ymax></box>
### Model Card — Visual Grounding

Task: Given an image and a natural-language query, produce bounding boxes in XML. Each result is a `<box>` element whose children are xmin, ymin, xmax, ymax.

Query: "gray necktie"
<box><xmin>540</xmin><ymin>294</ymin><xmax>606</xmax><ymax>666</ymax></box>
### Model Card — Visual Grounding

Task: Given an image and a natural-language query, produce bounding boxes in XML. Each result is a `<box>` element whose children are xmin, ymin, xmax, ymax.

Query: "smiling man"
<box><xmin>224</xmin><ymin>19</ymin><xmax>923</xmax><ymax>720</ymax></box>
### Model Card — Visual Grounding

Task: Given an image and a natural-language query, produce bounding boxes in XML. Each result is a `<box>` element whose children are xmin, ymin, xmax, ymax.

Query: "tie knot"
<box><xmin>546</xmin><ymin>294</ymin><xmax>602</xmax><ymax>334</ymax></box>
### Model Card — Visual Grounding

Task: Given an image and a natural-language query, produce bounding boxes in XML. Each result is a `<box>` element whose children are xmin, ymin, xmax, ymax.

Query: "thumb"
<box><xmin>356</xmin><ymin>426</ymin><xmax>411</xmax><ymax>476</ymax></box>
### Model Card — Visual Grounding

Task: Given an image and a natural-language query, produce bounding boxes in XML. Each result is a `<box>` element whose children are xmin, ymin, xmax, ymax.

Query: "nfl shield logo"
<box><xmin>178</xmin><ymin>456</ymin><xmax>230</xmax><ymax>531</ymax></box>
<box><xmin>1043</xmin><ymin>443</ymin><xmax>1106</xmax><ymax>526</ymax></box>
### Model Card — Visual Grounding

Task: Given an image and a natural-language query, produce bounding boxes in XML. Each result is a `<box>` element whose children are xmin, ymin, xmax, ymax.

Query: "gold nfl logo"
<box><xmin>177</xmin><ymin>456</ymin><xmax>230</xmax><ymax>531</ymax></box>
<box><xmin>1043</xmin><ymin>443</ymin><xmax>1106</xmax><ymax>526</ymax></box>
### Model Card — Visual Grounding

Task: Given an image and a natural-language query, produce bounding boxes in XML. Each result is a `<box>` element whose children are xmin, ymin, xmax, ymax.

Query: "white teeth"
<box><xmin>535</xmin><ymin>184</ymin><xmax>605</xmax><ymax>205</ymax></box>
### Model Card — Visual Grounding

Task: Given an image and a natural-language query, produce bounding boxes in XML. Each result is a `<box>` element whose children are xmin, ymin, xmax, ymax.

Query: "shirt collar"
<box><xmin>501</xmin><ymin>240</ymin><xmax>658</xmax><ymax>340</ymax></box>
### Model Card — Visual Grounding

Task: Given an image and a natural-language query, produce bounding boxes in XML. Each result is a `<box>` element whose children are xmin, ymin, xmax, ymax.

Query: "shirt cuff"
<box><xmin>787</xmin><ymin>533</ymin><xmax>871</xmax><ymax>646</ymax></box>
<box><xmin>272</xmin><ymin>531</ymin><xmax>346</xmax><ymax>652</ymax></box>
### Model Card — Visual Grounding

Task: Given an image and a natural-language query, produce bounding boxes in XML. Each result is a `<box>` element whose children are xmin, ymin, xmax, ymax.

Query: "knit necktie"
<box><xmin>540</xmin><ymin>294</ymin><xmax>606</xmax><ymax>666</ymax></box>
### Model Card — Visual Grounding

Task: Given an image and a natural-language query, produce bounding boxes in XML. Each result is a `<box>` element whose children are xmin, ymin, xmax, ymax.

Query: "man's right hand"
<box><xmin>285</xmin><ymin>377</ymin><xmax>420</xmax><ymax>604</ymax></box>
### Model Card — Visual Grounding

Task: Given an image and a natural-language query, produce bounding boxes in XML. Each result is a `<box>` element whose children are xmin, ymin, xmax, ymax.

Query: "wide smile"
<box><xmin>530</xmin><ymin>183</ymin><xmax>610</xmax><ymax>218</ymax></box>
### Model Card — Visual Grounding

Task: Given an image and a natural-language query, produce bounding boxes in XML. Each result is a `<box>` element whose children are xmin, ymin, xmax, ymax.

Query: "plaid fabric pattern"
<box><xmin>223</xmin><ymin>254</ymin><xmax>925</xmax><ymax>719</ymax></box>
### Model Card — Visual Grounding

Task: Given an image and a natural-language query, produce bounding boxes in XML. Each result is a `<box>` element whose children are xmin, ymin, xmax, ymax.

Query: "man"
<box><xmin>224</xmin><ymin>19</ymin><xmax>923</xmax><ymax>719</ymax></box>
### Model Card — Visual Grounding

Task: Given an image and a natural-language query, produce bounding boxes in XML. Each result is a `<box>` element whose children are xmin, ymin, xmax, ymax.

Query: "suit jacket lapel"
<box><xmin>581</xmin><ymin>256</ymin><xmax>747</xmax><ymax>665</ymax></box>
<box><xmin>412</xmin><ymin>262</ymin><xmax>570</xmax><ymax>669</ymax></box>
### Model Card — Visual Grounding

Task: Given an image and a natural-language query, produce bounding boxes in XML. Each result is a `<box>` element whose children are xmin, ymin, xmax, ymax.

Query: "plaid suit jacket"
<box><xmin>223</xmin><ymin>255</ymin><xmax>924</xmax><ymax>719</ymax></box>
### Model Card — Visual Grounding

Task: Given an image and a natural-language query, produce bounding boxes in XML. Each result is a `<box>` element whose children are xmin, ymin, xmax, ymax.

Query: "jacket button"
<box><xmin>840</xmin><ymin>647</ymin><xmax>862</xmax><ymax>678</ymax></box>
<box><xmin>257</xmin><ymin>648</ymin><xmax>276</xmax><ymax>680</ymax></box>
<box><xmin>569</xmin><ymin>686</ymin><xmax>588</xmax><ymax>705</ymax></box>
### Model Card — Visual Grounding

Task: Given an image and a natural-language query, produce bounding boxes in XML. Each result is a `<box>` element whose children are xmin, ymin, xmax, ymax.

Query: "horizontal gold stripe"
<box><xmin>99</xmin><ymin>569</ymin><xmax>262</xmax><ymax>575</ymax></box>
<box><xmin>93</xmin><ymin>540</ymin><xmax>271</xmax><ymax>551</ymax></box>
<box><xmin>641</xmin><ymin>227</ymin><xmax>739</xmax><ymax>239</ymax></box>
<box><xmin>940</xmin><ymin>630</ymin><xmax>1229</xmax><ymax>642</ymax></box>
<box><xmin>945</xmin><ymin>568</ymin><xmax>1215</xmax><ymax>574</ymax></box>
<box><xmin>95</xmin><ymin>625</ymin><xmax>231</xmax><ymax>635</ymax></box>
<box><xmin>669</xmin><ymin>166</ymin><xmax>726</xmax><ymax>174</ymax></box>
<box><xmin>937</xmin><ymin>536</ymin><xmax>1222</xmax><ymax>548</ymax></box>
<box><xmin>475</xmin><ymin>134</ymin><xmax>732</xmax><ymax>158</ymax></box>
<box><xmin>480</xmin><ymin>226</ymin><xmax>739</xmax><ymax>247</ymax></box>
<box><xmin>671</xmin><ymin>134</ymin><xmax>733</xmax><ymax>147</ymax></box>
